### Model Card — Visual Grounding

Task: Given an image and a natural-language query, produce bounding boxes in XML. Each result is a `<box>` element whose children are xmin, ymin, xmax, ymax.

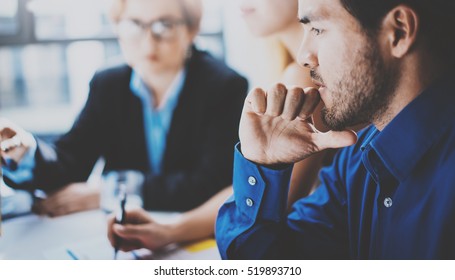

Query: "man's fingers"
<box><xmin>246</xmin><ymin>87</ymin><xmax>267</xmax><ymax>115</ymax></box>
<box><xmin>298</xmin><ymin>88</ymin><xmax>321</xmax><ymax>120</ymax></box>
<box><xmin>313</xmin><ymin>130</ymin><xmax>358</xmax><ymax>150</ymax></box>
<box><xmin>246</xmin><ymin>85</ymin><xmax>319</xmax><ymax>121</ymax></box>
<box><xmin>265</xmin><ymin>83</ymin><xmax>286</xmax><ymax>116</ymax></box>
<box><xmin>311</xmin><ymin>101</ymin><xmax>330</xmax><ymax>132</ymax></box>
<box><xmin>282</xmin><ymin>87</ymin><xmax>305</xmax><ymax>120</ymax></box>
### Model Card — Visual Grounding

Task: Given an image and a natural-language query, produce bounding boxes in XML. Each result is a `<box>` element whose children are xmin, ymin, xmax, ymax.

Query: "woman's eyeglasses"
<box><xmin>116</xmin><ymin>18</ymin><xmax>186</xmax><ymax>41</ymax></box>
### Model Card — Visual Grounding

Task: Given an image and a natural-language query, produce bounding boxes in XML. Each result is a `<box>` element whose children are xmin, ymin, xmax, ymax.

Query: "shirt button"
<box><xmin>246</xmin><ymin>198</ymin><xmax>254</xmax><ymax>207</ymax></box>
<box><xmin>384</xmin><ymin>197</ymin><xmax>393</xmax><ymax>208</ymax></box>
<box><xmin>248</xmin><ymin>176</ymin><xmax>257</xmax><ymax>186</ymax></box>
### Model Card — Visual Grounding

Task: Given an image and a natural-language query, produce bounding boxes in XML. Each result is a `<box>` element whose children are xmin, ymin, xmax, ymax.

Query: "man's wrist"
<box><xmin>237</xmin><ymin>143</ymin><xmax>292</xmax><ymax>170</ymax></box>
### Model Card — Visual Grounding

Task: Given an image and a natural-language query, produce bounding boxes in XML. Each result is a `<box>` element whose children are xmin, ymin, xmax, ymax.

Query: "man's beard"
<box><xmin>314</xmin><ymin>41</ymin><xmax>399</xmax><ymax>131</ymax></box>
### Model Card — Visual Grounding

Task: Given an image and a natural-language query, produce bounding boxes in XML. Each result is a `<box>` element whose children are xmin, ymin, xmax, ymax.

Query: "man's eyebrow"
<box><xmin>298</xmin><ymin>12</ymin><xmax>327</xmax><ymax>24</ymax></box>
<box><xmin>299</xmin><ymin>16</ymin><xmax>311</xmax><ymax>24</ymax></box>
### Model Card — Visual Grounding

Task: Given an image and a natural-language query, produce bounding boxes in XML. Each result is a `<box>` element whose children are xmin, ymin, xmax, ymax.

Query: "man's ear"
<box><xmin>382</xmin><ymin>5</ymin><xmax>419</xmax><ymax>58</ymax></box>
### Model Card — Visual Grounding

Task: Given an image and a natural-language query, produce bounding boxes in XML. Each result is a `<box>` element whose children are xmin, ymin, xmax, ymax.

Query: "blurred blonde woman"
<box><xmin>106</xmin><ymin>0</ymin><xmax>329</xmax><ymax>254</ymax></box>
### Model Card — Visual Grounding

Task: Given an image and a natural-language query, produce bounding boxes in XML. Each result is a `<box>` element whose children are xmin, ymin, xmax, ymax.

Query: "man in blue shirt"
<box><xmin>216</xmin><ymin>0</ymin><xmax>455</xmax><ymax>259</ymax></box>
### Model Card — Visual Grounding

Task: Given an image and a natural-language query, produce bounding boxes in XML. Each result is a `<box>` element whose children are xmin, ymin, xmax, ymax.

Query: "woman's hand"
<box><xmin>107</xmin><ymin>208</ymin><xmax>175</xmax><ymax>252</ymax></box>
<box><xmin>32</xmin><ymin>182</ymin><xmax>100</xmax><ymax>217</ymax></box>
<box><xmin>0</xmin><ymin>118</ymin><xmax>35</xmax><ymax>164</ymax></box>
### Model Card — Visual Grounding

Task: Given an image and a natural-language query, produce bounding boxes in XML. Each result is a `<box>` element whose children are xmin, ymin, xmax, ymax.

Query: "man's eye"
<box><xmin>311</xmin><ymin>27</ymin><xmax>323</xmax><ymax>36</ymax></box>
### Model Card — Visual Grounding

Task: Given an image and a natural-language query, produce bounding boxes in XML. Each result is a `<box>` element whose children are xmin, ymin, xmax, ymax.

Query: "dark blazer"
<box><xmin>18</xmin><ymin>48</ymin><xmax>248</xmax><ymax>211</ymax></box>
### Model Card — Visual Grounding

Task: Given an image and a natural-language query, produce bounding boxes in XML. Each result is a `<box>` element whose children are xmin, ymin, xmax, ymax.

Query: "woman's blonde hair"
<box><xmin>108</xmin><ymin>0</ymin><xmax>202</xmax><ymax>32</ymax></box>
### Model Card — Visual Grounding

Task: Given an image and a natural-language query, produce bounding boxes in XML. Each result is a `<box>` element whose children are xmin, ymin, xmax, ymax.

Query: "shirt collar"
<box><xmin>129</xmin><ymin>69</ymin><xmax>186</xmax><ymax>111</ymax></box>
<box><xmin>362</xmin><ymin>71</ymin><xmax>455</xmax><ymax>183</ymax></box>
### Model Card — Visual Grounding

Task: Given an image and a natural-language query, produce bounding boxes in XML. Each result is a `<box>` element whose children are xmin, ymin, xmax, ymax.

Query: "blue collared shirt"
<box><xmin>216</xmin><ymin>72</ymin><xmax>455</xmax><ymax>259</ymax></box>
<box><xmin>129</xmin><ymin>70</ymin><xmax>185</xmax><ymax>175</ymax></box>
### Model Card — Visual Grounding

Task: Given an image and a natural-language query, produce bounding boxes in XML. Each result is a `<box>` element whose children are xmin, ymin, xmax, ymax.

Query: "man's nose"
<box><xmin>297</xmin><ymin>34</ymin><xmax>318</xmax><ymax>69</ymax></box>
<box><xmin>297</xmin><ymin>48</ymin><xmax>318</xmax><ymax>69</ymax></box>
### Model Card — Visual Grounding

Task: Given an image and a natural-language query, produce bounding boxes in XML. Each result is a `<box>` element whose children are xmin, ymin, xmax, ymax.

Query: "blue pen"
<box><xmin>66</xmin><ymin>249</ymin><xmax>80</xmax><ymax>260</ymax></box>
<box><xmin>114</xmin><ymin>183</ymin><xmax>127</xmax><ymax>260</ymax></box>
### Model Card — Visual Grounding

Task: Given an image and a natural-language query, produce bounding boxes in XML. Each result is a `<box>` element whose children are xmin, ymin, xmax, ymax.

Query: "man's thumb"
<box><xmin>315</xmin><ymin>130</ymin><xmax>358</xmax><ymax>150</ymax></box>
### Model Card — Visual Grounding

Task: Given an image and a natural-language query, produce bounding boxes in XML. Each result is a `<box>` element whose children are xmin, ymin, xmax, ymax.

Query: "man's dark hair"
<box><xmin>340</xmin><ymin>0</ymin><xmax>455</xmax><ymax>65</ymax></box>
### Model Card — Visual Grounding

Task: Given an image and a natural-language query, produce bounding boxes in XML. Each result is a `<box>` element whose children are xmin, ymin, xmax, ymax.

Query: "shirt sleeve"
<box><xmin>2</xmin><ymin>137</ymin><xmax>37</xmax><ymax>184</ymax></box>
<box><xmin>216</xmin><ymin>144</ymin><xmax>350</xmax><ymax>259</ymax></box>
<box><xmin>216</xmin><ymin>143</ymin><xmax>293</xmax><ymax>259</ymax></box>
